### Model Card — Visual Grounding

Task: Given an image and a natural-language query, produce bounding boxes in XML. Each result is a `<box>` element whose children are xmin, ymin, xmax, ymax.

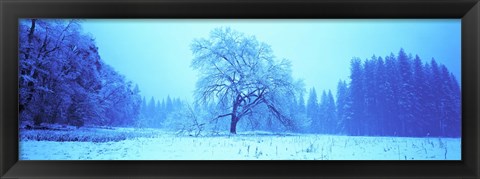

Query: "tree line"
<box><xmin>304</xmin><ymin>49</ymin><xmax>461</xmax><ymax>137</ymax></box>
<box><xmin>349</xmin><ymin>49</ymin><xmax>461</xmax><ymax>137</ymax></box>
<box><xmin>138</xmin><ymin>96</ymin><xmax>184</xmax><ymax>128</ymax></box>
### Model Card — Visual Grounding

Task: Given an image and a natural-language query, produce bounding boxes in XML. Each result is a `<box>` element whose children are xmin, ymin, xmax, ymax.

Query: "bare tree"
<box><xmin>191</xmin><ymin>27</ymin><xmax>302</xmax><ymax>134</ymax></box>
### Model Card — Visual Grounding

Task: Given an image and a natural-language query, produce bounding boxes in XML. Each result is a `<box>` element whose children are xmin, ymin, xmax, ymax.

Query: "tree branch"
<box><xmin>210</xmin><ymin>113</ymin><xmax>233</xmax><ymax>122</ymax></box>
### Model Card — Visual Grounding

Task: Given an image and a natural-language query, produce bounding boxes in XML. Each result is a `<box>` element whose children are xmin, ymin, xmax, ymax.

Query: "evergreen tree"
<box><xmin>318</xmin><ymin>90</ymin><xmax>328</xmax><ymax>133</ymax></box>
<box><xmin>141</xmin><ymin>96</ymin><xmax>147</xmax><ymax>118</ymax></box>
<box><xmin>148</xmin><ymin>97</ymin><xmax>156</xmax><ymax>118</ymax></box>
<box><xmin>349</xmin><ymin>58</ymin><xmax>365</xmax><ymax>136</ymax></box>
<box><xmin>155</xmin><ymin>100</ymin><xmax>163</xmax><ymax>127</ymax></box>
<box><xmin>397</xmin><ymin>49</ymin><xmax>414</xmax><ymax>136</ymax></box>
<box><xmin>166</xmin><ymin>95</ymin><xmax>173</xmax><ymax>114</ymax></box>
<box><xmin>448</xmin><ymin>73</ymin><xmax>461</xmax><ymax>137</ymax></box>
<box><xmin>160</xmin><ymin>99</ymin><xmax>167</xmax><ymax>121</ymax></box>
<box><xmin>363</xmin><ymin>57</ymin><xmax>376</xmax><ymax>135</ymax></box>
<box><xmin>412</xmin><ymin>55</ymin><xmax>428</xmax><ymax>136</ymax></box>
<box><xmin>325</xmin><ymin>90</ymin><xmax>336</xmax><ymax>134</ymax></box>
<box><xmin>336</xmin><ymin>80</ymin><xmax>349</xmax><ymax>134</ymax></box>
<box><xmin>429</xmin><ymin>58</ymin><xmax>442</xmax><ymax>136</ymax></box>
<box><xmin>384</xmin><ymin>53</ymin><xmax>400</xmax><ymax>136</ymax></box>
<box><xmin>298</xmin><ymin>92</ymin><xmax>306</xmax><ymax>115</ymax></box>
<box><xmin>306</xmin><ymin>88</ymin><xmax>319</xmax><ymax>133</ymax></box>
<box><xmin>439</xmin><ymin>65</ymin><xmax>460</xmax><ymax>137</ymax></box>
<box><xmin>295</xmin><ymin>91</ymin><xmax>309</xmax><ymax>132</ymax></box>
<box><xmin>374</xmin><ymin>57</ymin><xmax>387</xmax><ymax>135</ymax></box>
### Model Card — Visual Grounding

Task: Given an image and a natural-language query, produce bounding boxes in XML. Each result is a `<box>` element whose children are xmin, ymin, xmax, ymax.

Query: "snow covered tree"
<box><xmin>19</xmin><ymin>19</ymin><xmax>142</xmax><ymax>128</ymax></box>
<box><xmin>318</xmin><ymin>90</ymin><xmax>328</xmax><ymax>133</ymax></box>
<box><xmin>141</xmin><ymin>97</ymin><xmax>147</xmax><ymax>117</ymax></box>
<box><xmin>428</xmin><ymin>58</ymin><xmax>442</xmax><ymax>136</ymax></box>
<box><xmin>374</xmin><ymin>57</ymin><xmax>388</xmax><ymax>135</ymax></box>
<box><xmin>147</xmin><ymin>97</ymin><xmax>156</xmax><ymax>118</ymax></box>
<box><xmin>383</xmin><ymin>53</ymin><xmax>400</xmax><ymax>136</ymax></box>
<box><xmin>294</xmin><ymin>90</ymin><xmax>310</xmax><ymax>132</ymax></box>
<box><xmin>297</xmin><ymin>92</ymin><xmax>306</xmax><ymax>115</ymax></box>
<box><xmin>335</xmin><ymin>80</ymin><xmax>349</xmax><ymax>134</ymax></box>
<box><xmin>412</xmin><ymin>55</ymin><xmax>428</xmax><ymax>136</ymax></box>
<box><xmin>325</xmin><ymin>90</ymin><xmax>336</xmax><ymax>134</ymax></box>
<box><xmin>337</xmin><ymin>49</ymin><xmax>460</xmax><ymax>137</ymax></box>
<box><xmin>318</xmin><ymin>90</ymin><xmax>336</xmax><ymax>134</ymax></box>
<box><xmin>191</xmin><ymin>27</ymin><xmax>303</xmax><ymax>134</ymax></box>
<box><xmin>348</xmin><ymin>58</ymin><xmax>365</xmax><ymax>136</ymax></box>
<box><xmin>19</xmin><ymin>19</ymin><xmax>102</xmax><ymax>126</ymax></box>
<box><xmin>397</xmin><ymin>49</ymin><xmax>415</xmax><ymax>136</ymax></box>
<box><xmin>447</xmin><ymin>73</ymin><xmax>461</xmax><ymax>137</ymax></box>
<box><xmin>166</xmin><ymin>95</ymin><xmax>173</xmax><ymax>113</ymax></box>
<box><xmin>363</xmin><ymin>57</ymin><xmax>376</xmax><ymax>135</ymax></box>
<box><xmin>439</xmin><ymin>65</ymin><xmax>460</xmax><ymax>137</ymax></box>
<box><xmin>306</xmin><ymin>88</ymin><xmax>319</xmax><ymax>132</ymax></box>
<box><xmin>159</xmin><ymin>99</ymin><xmax>167</xmax><ymax>122</ymax></box>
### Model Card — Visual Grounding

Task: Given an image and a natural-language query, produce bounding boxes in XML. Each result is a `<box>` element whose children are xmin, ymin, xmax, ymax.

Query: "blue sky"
<box><xmin>81</xmin><ymin>19</ymin><xmax>461</xmax><ymax>102</ymax></box>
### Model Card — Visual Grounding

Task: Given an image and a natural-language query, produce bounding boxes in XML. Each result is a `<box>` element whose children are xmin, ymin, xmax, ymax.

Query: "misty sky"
<box><xmin>81</xmin><ymin>19</ymin><xmax>461</xmax><ymax>102</ymax></box>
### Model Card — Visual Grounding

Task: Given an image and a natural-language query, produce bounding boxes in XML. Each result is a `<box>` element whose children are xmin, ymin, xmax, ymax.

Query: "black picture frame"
<box><xmin>1</xmin><ymin>0</ymin><xmax>479</xmax><ymax>178</ymax></box>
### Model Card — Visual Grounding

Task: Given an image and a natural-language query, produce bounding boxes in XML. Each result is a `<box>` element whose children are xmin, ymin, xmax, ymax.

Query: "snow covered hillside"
<box><xmin>19</xmin><ymin>128</ymin><xmax>460</xmax><ymax>160</ymax></box>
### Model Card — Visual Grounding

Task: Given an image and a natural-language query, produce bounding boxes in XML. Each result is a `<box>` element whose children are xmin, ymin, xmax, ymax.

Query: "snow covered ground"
<box><xmin>19</xmin><ymin>128</ymin><xmax>461</xmax><ymax>160</ymax></box>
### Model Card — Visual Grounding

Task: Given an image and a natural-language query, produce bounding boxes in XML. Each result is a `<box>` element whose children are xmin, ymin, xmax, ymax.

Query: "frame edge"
<box><xmin>1</xmin><ymin>0</ymin><xmax>479</xmax><ymax>179</ymax></box>
<box><xmin>462</xmin><ymin>1</ymin><xmax>480</xmax><ymax>178</ymax></box>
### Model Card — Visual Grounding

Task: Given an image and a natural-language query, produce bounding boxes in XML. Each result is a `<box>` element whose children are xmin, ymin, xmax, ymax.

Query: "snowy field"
<box><xmin>19</xmin><ymin>128</ymin><xmax>461</xmax><ymax>160</ymax></box>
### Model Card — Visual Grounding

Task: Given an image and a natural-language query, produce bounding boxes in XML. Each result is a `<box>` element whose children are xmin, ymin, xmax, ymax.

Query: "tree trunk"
<box><xmin>230</xmin><ymin>115</ymin><xmax>239</xmax><ymax>134</ymax></box>
<box><xmin>230</xmin><ymin>95</ymin><xmax>241</xmax><ymax>134</ymax></box>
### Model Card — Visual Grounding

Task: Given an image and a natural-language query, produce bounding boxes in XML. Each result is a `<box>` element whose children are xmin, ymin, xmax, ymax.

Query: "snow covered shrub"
<box><xmin>162</xmin><ymin>104</ymin><xmax>207</xmax><ymax>137</ymax></box>
<box><xmin>20</xmin><ymin>127</ymin><xmax>161</xmax><ymax>142</ymax></box>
